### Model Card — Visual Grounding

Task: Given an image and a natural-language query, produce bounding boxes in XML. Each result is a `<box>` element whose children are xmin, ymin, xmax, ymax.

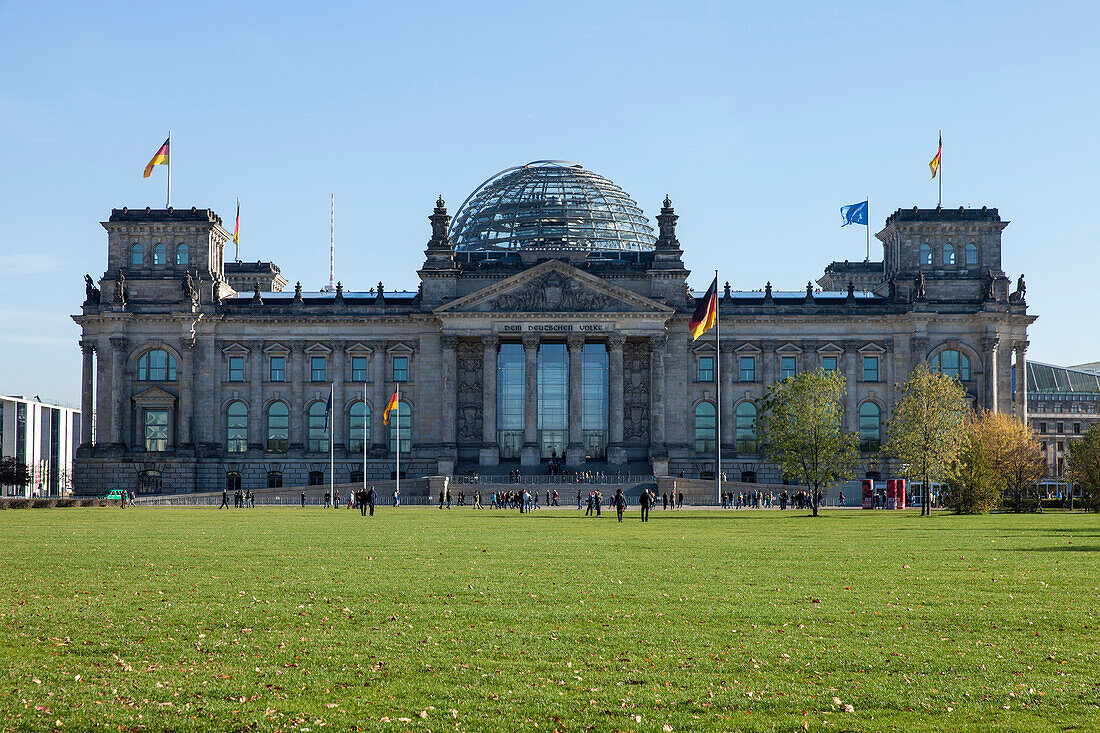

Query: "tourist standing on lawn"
<box><xmin>357</xmin><ymin>487</ymin><xmax>367</xmax><ymax>516</ymax></box>
<box><xmin>639</xmin><ymin>488</ymin><xmax>651</xmax><ymax>522</ymax></box>
<box><xmin>615</xmin><ymin>488</ymin><xmax>626</xmax><ymax>522</ymax></box>
<box><xmin>367</xmin><ymin>486</ymin><xmax>376</xmax><ymax>516</ymax></box>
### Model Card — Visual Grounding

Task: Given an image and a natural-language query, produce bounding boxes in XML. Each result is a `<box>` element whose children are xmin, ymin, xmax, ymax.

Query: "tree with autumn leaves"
<box><xmin>1067</xmin><ymin>426</ymin><xmax>1100</xmax><ymax>512</ymax></box>
<box><xmin>947</xmin><ymin>411</ymin><xmax>1045</xmax><ymax>514</ymax></box>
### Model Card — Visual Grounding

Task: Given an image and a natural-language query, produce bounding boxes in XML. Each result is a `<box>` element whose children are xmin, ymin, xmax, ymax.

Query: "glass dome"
<box><xmin>450</xmin><ymin>161</ymin><xmax>656</xmax><ymax>253</ymax></box>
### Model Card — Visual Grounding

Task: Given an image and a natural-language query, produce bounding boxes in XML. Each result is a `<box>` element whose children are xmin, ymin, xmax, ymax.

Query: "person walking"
<box><xmin>367</xmin><ymin>485</ymin><xmax>376</xmax><ymax>517</ymax></box>
<box><xmin>393</xmin><ymin>488</ymin><xmax>400</xmax><ymax>507</ymax></box>
<box><xmin>615</xmin><ymin>488</ymin><xmax>626</xmax><ymax>523</ymax></box>
<box><xmin>585</xmin><ymin>492</ymin><xmax>594</xmax><ymax>517</ymax></box>
<box><xmin>639</xmin><ymin>487</ymin><xmax>651</xmax><ymax>522</ymax></box>
<box><xmin>474</xmin><ymin>490</ymin><xmax>482</xmax><ymax>509</ymax></box>
<box><xmin>300</xmin><ymin>490</ymin><xmax>306</xmax><ymax>508</ymax></box>
<box><xmin>357</xmin><ymin>488</ymin><xmax>368</xmax><ymax>516</ymax></box>
<box><xmin>219</xmin><ymin>489</ymin><xmax>230</xmax><ymax>509</ymax></box>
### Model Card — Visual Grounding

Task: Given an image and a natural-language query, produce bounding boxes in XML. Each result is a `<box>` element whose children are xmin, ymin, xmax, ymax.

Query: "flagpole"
<box><xmin>938</xmin><ymin>130</ymin><xmax>942</xmax><ymax>208</ymax></box>
<box><xmin>714</xmin><ymin>269</ymin><xmax>722</xmax><ymax>507</ymax></box>
<box><xmin>329</xmin><ymin>383</ymin><xmax>335</xmax><ymax>509</ymax></box>
<box><xmin>166</xmin><ymin>131</ymin><xmax>171</xmax><ymax>208</ymax></box>
<box><xmin>865</xmin><ymin>196</ymin><xmax>870</xmax><ymax>263</ymax></box>
<box><xmin>395</xmin><ymin>384</ymin><xmax>400</xmax><ymax>500</ymax></box>
<box><xmin>367</xmin><ymin>378</ymin><xmax>371</xmax><ymax>493</ymax></box>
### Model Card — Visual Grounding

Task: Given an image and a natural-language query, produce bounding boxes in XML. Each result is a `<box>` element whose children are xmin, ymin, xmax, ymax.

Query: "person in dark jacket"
<box><xmin>639</xmin><ymin>488</ymin><xmax>651</xmax><ymax>522</ymax></box>
<box><xmin>615</xmin><ymin>488</ymin><xmax>626</xmax><ymax>522</ymax></box>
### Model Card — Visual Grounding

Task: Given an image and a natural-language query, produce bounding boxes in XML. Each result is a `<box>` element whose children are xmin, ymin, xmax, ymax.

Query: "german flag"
<box><xmin>143</xmin><ymin>137</ymin><xmax>170</xmax><ymax>178</ymax></box>
<box><xmin>929</xmin><ymin>132</ymin><xmax>941</xmax><ymax>180</ymax></box>
<box><xmin>689</xmin><ymin>276</ymin><xmax>718</xmax><ymax>341</ymax></box>
<box><xmin>233</xmin><ymin>198</ymin><xmax>240</xmax><ymax>245</ymax></box>
<box><xmin>382</xmin><ymin>390</ymin><xmax>400</xmax><ymax>425</ymax></box>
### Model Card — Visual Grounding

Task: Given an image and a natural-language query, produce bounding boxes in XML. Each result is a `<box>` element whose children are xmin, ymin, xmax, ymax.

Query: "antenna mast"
<box><xmin>328</xmin><ymin>193</ymin><xmax>336</xmax><ymax>292</ymax></box>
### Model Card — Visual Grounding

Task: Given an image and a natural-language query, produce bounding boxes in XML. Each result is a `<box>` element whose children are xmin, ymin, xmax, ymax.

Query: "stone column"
<box><xmin>566</xmin><ymin>335</ymin><xmax>585</xmax><ymax>466</ymax></box>
<box><xmin>247</xmin><ymin>340</ymin><xmax>263</xmax><ymax>450</ymax></box>
<box><xmin>607</xmin><ymin>334</ymin><xmax>626</xmax><ymax>465</ymax></box>
<box><xmin>332</xmin><ymin>341</ymin><xmax>346</xmax><ymax>451</ymax></box>
<box><xmin>109</xmin><ymin>337</ymin><xmax>127</xmax><ymax>446</ymax></box>
<box><xmin>95</xmin><ymin>336</ymin><xmax>111</xmax><ymax>447</ymax></box>
<box><xmin>1014</xmin><ymin>340</ymin><xmax>1028</xmax><ymax>420</ymax></box>
<box><xmin>440</xmin><ymin>335</ymin><xmax>458</xmax><ymax>450</ymax></box>
<box><xmin>843</xmin><ymin>342</ymin><xmax>860</xmax><ymax>432</ymax></box>
<box><xmin>479</xmin><ymin>336</ymin><xmax>499</xmax><ymax>465</ymax></box>
<box><xmin>370</xmin><ymin>342</ymin><xmax>387</xmax><ymax>454</ymax></box>
<box><xmin>289</xmin><ymin>342</ymin><xmax>305</xmax><ymax>451</ymax></box>
<box><xmin>178</xmin><ymin>339</ymin><xmax>196</xmax><ymax>448</ymax></box>
<box><xmin>983</xmin><ymin>336</ymin><xmax>1000</xmax><ymax>414</ymax></box>
<box><xmin>80</xmin><ymin>340</ymin><xmax>94</xmax><ymax>446</ymax></box>
<box><xmin>520</xmin><ymin>333</ymin><xmax>540</xmax><ymax>466</ymax></box>
<box><xmin>761</xmin><ymin>341</ymin><xmax>777</xmax><ymax>385</ymax></box>
<box><xmin>649</xmin><ymin>333</ymin><xmax>667</xmax><ymax>454</ymax></box>
<box><xmin>719</xmin><ymin>342</ymin><xmax>735</xmax><ymax>448</ymax></box>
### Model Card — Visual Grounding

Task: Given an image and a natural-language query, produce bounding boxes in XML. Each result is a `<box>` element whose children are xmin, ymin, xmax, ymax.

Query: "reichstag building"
<box><xmin>73</xmin><ymin>161</ymin><xmax>1035</xmax><ymax>494</ymax></box>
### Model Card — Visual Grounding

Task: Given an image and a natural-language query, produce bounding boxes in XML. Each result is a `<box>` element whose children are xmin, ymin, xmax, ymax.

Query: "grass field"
<box><xmin>0</xmin><ymin>507</ymin><xmax>1097</xmax><ymax>733</ymax></box>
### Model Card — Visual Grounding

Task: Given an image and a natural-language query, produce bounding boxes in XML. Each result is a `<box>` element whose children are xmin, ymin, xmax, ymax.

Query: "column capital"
<box><xmin>481</xmin><ymin>334</ymin><xmax>499</xmax><ymax>348</ymax></box>
<box><xmin>291</xmin><ymin>340</ymin><xmax>307</xmax><ymax>352</ymax></box>
<box><xmin>80</xmin><ymin>339</ymin><xmax>96</xmax><ymax>353</ymax></box>
<box><xmin>109</xmin><ymin>337</ymin><xmax>128</xmax><ymax>351</ymax></box>
<box><xmin>522</xmin><ymin>333</ymin><xmax>540</xmax><ymax>349</ymax></box>
<box><xmin>179</xmin><ymin>337</ymin><xmax>196</xmax><ymax>351</ymax></box>
<box><xmin>649</xmin><ymin>334</ymin><xmax>668</xmax><ymax>350</ymax></box>
<box><xmin>982</xmin><ymin>335</ymin><xmax>1001</xmax><ymax>351</ymax></box>
<box><xmin>441</xmin><ymin>334</ymin><xmax>459</xmax><ymax>350</ymax></box>
<box><xmin>719</xmin><ymin>341</ymin><xmax>735</xmax><ymax>354</ymax></box>
<box><xmin>566</xmin><ymin>334</ymin><xmax>585</xmax><ymax>351</ymax></box>
<box><xmin>607</xmin><ymin>333</ymin><xmax>626</xmax><ymax>349</ymax></box>
<box><xmin>761</xmin><ymin>340</ymin><xmax>777</xmax><ymax>353</ymax></box>
<box><xmin>332</xmin><ymin>339</ymin><xmax>347</xmax><ymax>353</ymax></box>
<box><xmin>1012</xmin><ymin>339</ymin><xmax>1029</xmax><ymax>353</ymax></box>
<box><xmin>249</xmin><ymin>339</ymin><xmax>265</xmax><ymax>352</ymax></box>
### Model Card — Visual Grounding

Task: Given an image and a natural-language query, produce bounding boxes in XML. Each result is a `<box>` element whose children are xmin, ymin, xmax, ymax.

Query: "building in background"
<box><xmin>72</xmin><ymin>162</ymin><xmax>1035</xmax><ymax>496</ymax></box>
<box><xmin>0</xmin><ymin>395</ymin><xmax>81</xmax><ymax>497</ymax></box>
<box><xmin>1025</xmin><ymin>362</ymin><xmax>1100</xmax><ymax>480</ymax></box>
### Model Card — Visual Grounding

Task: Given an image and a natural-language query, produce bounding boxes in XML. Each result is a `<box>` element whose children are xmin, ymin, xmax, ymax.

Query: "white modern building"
<box><xmin>0</xmin><ymin>395</ymin><xmax>81</xmax><ymax>497</ymax></box>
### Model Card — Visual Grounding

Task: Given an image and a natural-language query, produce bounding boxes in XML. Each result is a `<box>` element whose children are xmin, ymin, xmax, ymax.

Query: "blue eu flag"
<box><xmin>841</xmin><ymin>201</ymin><xmax>868</xmax><ymax>227</ymax></box>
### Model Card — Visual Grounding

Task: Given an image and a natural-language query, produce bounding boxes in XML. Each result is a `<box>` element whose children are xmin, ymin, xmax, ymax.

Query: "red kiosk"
<box><xmin>886</xmin><ymin>479</ymin><xmax>907</xmax><ymax>509</ymax></box>
<box><xmin>861</xmin><ymin>479</ymin><xmax>874</xmax><ymax>509</ymax></box>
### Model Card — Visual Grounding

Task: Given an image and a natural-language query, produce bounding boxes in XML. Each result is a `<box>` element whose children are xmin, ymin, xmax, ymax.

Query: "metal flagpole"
<box><xmin>938</xmin><ymin>131</ymin><xmax>942</xmax><ymax>208</ymax></box>
<box><xmin>166</xmin><ymin>131</ymin><xmax>171</xmax><ymax>208</ymax></box>
<box><xmin>367</xmin><ymin>378</ymin><xmax>371</xmax><ymax>493</ymax></box>
<box><xmin>865</xmin><ymin>196</ymin><xmax>870</xmax><ymax>263</ymax></box>
<box><xmin>714</xmin><ymin>269</ymin><xmax>722</xmax><ymax>506</ymax></box>
<box><xmin>395</xmin><ymin>384</ymin><xmax>400</xmax><ymax>500</ymax></box>
<box><xmin>329</xmin><ymin>383</ymin><xmax>335</xmax><ymax>509</ymax></box>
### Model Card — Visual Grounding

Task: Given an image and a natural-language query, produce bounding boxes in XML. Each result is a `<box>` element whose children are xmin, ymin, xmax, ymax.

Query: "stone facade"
<box><xmin>73</xmin><ymin>197</ymin><xmax>1035</xmax><ymax>496</ymax></box>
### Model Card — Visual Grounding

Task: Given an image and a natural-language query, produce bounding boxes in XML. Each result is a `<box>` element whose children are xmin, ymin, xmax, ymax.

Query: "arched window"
<box><xmin>348</xmin><ymin>400</ymin><xmax>370</xmax><ymax>453</ymax></box>
<box><xmin>919</xmin><ymin>243</ymin><xmax>932</xmax><ymax>266</ymax></box>
<box><xmin>226</xmin><ymin>471</ymin><xmax>241</xmax><ymax>492</ymax></box>
<box><xmin>735</xmin><ymin>401</ymin><xmax>758</xmax><ymax>452</ymax></box>
<box><xmin>930</xmin><ymin>349</ymin><xmax>972</xmax><ymax>381</ymax></box>
<box><xmin>389</xmin><ymin>401</ymin><xmax>411</xmax><ymax>454</ymax></box>
<box><xmin>859</xmin><ymin>402</ymin><xmax>882</xmax><ymax>452</ymax></box>
<box><xmin>965</xmin><ymin>242</ymin><xmax>978</xmax><ymax>266</ymax></box>
<box><xmin>267</xmin><ymin>471</ymin><xmax>282</xmax><ymax>488</ymax></box>
<box><xmin>138</xmin><ymin>469</ymin><xmax>161</xmax><ymax>494</ymax></box>
<box><xmin>266</xmin><ymin>401</ymin><xmax>289</xmax><ymax>452</ymax></box>
<box><xmin>152</xmin><ymin>243</ymin><xmax>166</xmax><ymax>265</ymax></box>
<box><xmin>693</xmin><ymin>401</ymin><xmax>716</xmax><ymax>453</ymax></box>
<box><xmin>943</xmin><ymin>243</ymin><xmax>955</xmax><ymax>265</ymax></box>
<box><xmin>137</xmin><ymin>349</ymin><xmax>177</xmax><ymax>381</ymax></box>
<box><xmin>176</xmin><ymin>244</ymin><xmax>189</xmax><ymax>266</ymax></box>
<box><xmin>226</xmin><ymin>400</ymin><xmax>248</xmax><ymax>453</ymax></box>
<box><xmin>307</xmin><ymin>401</ymin><xmax>329</xmax><ymax>453</ymax></box>
<box><xmin>130</xmin><ymin>243</ymin><xmax>144</xmax><ymax>266</ymax></box>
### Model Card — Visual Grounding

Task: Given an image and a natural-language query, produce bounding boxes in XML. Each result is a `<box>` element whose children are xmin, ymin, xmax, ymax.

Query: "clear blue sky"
<box><xmin>2</xmin><ymin>1</ymin><xmax>1098</xmax><ymax>405</ymax></box>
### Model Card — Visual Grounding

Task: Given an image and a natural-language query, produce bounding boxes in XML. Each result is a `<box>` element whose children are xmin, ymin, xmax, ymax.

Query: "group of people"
<box><xmin>219</xmin><ymin>489</ymin><xmax>255</xmax><ymax>508</ymax></box>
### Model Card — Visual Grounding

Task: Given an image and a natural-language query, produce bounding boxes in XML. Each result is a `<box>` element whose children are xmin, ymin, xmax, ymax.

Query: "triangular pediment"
<box><xmin>435</xmin><ymin>259</ymin><xmax>674</xmax><ymax>316</ymax></box>
<box><xmin>132</xmin><ymin>386</ymin><xmax>177</xmax><ymax>405</ymax></box>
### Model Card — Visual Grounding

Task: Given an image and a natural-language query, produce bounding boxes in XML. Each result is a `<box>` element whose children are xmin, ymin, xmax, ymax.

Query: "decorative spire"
<box><xmin>805</xmin><ymin>281</ymin><xmax>815</xmax><ymax>303</ymax></box>
<box><xmin>335</xmin><ymin>281</ymin><xmax>344</xmax><ymax>303</ymax></box>
<box><xmin>723</xmin><ymin>281</ymin><xmax>731</xmax><ymax>299</ymax></box>
<box><xmin>376</xmin><ymin>281</ymin><xmax>385</xmax><ymax>302</ymax></box>
<box><xmin>427</xmin><ymin>195</ymin><xmax>453</xmax><ymax>250</ymax></box>
<box><xmin>764</xmin><ymin>281</ymin><xmax>773</xmax><ymax>301</ymax></box>
<box><xmin>655</xmin><ymin>195</ymin><xmax>679</xmax><ymax>251</ymax></box>
<box><xmin>293</xmin><ymin>281</ymin><xmax>303</xmax><ymax>303</ymax></box>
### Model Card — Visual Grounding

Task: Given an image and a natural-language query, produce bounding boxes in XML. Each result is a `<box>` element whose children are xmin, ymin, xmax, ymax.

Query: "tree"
<box><xmin>945</xmin><ymin>413</ymin><xmax>1001</xmax><ymax>514</ymax></box>
<box><xmin>0</xmin><ymin>457</ymin><xmax>32</xmax><ymax>489</ymax></box>
<box><xmin>983</xmin><ymin>411</ymin><xmax>1045</xmax><ymax>512</ymax></box>
<box><xmin>885</xmin><ymin>364</ymin><xmax>970</xmax><ymax>516</ymax></box>
<box><xmin>758</xmin><ymin>368</ymin><xmax>857</xmax><ymax>517</ymax></box>
<box><xmin>1067</xmin><ymin>425</ymin><xmax>1100</xmax><ymax>512</ymax></box>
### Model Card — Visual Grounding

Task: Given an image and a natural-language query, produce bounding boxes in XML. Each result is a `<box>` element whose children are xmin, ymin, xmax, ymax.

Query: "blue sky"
<box><xmin>2</xmin><ymin>1</ymin><xmax>1098</xmax><ymax>404</ymax></box>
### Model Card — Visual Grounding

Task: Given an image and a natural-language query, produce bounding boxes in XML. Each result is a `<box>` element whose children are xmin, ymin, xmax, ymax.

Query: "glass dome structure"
<box><xmin>450</xmin><ymin>161</ymin><xmax>656</xmax><ymax>253</ymax></box>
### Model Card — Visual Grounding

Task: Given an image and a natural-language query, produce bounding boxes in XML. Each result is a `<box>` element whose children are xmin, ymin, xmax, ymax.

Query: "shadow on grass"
<box><xmin>1008</xmin><ymin>545</ymin><xmax>1100</xmax><ymax>553</ymax></box>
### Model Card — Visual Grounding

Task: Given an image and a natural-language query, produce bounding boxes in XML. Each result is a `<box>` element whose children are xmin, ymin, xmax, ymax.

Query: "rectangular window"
<box><xmin>739</xmin><ymin>356</ymin><xmax>755</xmax><ymax>382</ymax></box>
<box><xmin>352</xmin><ymin>356</ymin><xmax>368</xmax><ymax>382</ymax></box>
<box><xmin>780</xmin><ymin>356</ymin><xmax>796</xmax><ymax>380</ymax></box>
<box><xmin>311</xmin><ymin>356</ymin><xmax>326</xmax><ymax>382</ymax></box>
<box><xmin>863</xmin><ymin>356</ymin><xmax>879</xmax><ymax>382</ymax></box>
<box><xmin>1056</xmin><ymin>422</ymin><xmax>1064</xmax><ymax>434</ymax></box>
<box><xmin>1039</xmin><ymin>422</ymin><xmax>1047</xmax><ymax>435</ymax></box>
<box><xmin>144</xmin><ymin>410</ymin><xmax>168</xmax><ymax>452</ymax></box>
<box><xmin>228</xmin><ymin>356</ymin><xmax>245</xmax><ymax>382</ymax></box>
<box><xmin>822</xmin><ymin>356</ymin><xmax>837</xmax><ymax>373</ymax></box>
<box><xmin>269</xmin><ymin>356</ymin><xmax>285</xmax><ymax>382</ymax></box>
<box><xmin>1057</xmin><ymin>441</ymin><xmax>1064</xmax><ymax>452</ymax></box>
<box><xmin>393</xmin><ymin>356</ymin><xmax>408</xmax><ymax>382</ymax></box>
<box><xmin>1075</xmin><ymin>423</ymin><xmax>1082</xmax><ymax>434</ymax></box>
<box><xmin>698</xmin><ymin>356</ymin><xmax>714</xmax><ymax>382</ymax></box>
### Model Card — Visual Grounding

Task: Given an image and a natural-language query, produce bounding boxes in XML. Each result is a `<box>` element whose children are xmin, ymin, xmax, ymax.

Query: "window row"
<box><xmin>919</xmin><ymin>242</ymin><xmax>979</xmax><ymax>267</ymax></box>
<box><xmin>697</xmin><ymin>354</ymin><xmax>880</xmax><ymax>383</ymax></box>
<box><xmin>225</xmin><ymin>355</ymin><xmax>408</xmax><ymax>383</ymax></box>
<box><xmin>225</xmin><ymin>399</ymin><xmax>411</xmax><ymax>454</ymax></box>
<box><xmin>690</xmin><ymin>400</ymin><xmax>883</xmax><ymax>454</ymax></box>
<box><xmin>130</xmin><ymin>242</ymin><xmax>190</xmax><ymax>266</ymax></box>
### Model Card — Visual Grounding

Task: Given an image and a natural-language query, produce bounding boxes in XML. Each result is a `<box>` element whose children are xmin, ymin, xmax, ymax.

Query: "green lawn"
<box><xmin>0</xmin><ymin>507</ymin><xmax>1096</xmax><ymax>732</ymax></box>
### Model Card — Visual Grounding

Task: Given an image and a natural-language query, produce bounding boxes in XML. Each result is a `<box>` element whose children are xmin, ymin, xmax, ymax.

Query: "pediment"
<box><xmin>133</xmin><ymin>386</ymin><xmax>177</xmax><ymax>405</ymax></box>
<box><xmin>817</xmin><ymin>342</ymin><xmax>844</xmax><ymax>355</ymax></box>
<box><xmin>859</xmin><ymin>342</ymin><xmax>887</xmax><ymax>355</ymax></box>
<box><xmin>435</xmin><ymin>259</ymin><xmax>675</xmax><ymax>316</ymax></box>
<box><xmin>776</xmin><ymin>342</ymin><xmax>804</xmax><ymax>355</ymax></box>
